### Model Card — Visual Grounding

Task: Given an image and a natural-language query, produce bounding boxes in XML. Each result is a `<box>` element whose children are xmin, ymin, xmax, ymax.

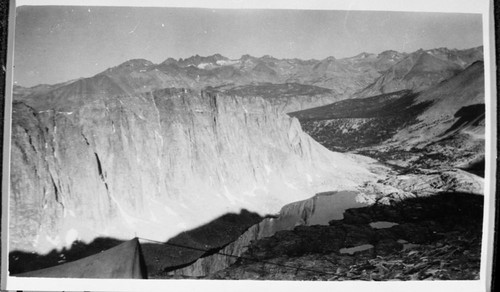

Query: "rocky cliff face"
<box><xmin>10</xmin><ymin>88</ymin><xmax>383</xmax><ymax>253</ymax></box>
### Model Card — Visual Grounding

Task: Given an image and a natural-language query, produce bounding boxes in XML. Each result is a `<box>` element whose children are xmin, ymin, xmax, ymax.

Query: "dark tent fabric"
<box><xmin>14</xmin><ymin>238</ymin><xmax>148</xmax><ymax>279</ymax></box>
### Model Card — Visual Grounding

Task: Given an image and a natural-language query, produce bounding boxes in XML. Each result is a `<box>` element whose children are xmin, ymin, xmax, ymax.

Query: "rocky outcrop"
<box><xmin>10</xmin><ymin>88</ymin><xmax>383</xmax><ymax>253</ymax></box>
<box><xmin>356</xmin><ymin>168</ymin><xmax>483</xmax><ymax>206</ymax></box>
<box><xmin>209</xmin><ymin>192</ymin><xmax>483</xmax><ymax>280</ymax></box>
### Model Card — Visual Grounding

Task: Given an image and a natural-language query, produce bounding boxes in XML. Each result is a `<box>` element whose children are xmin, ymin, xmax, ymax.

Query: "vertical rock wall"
<box><xmin>10</xmin><ymin>89</ymin><xmax>381</xmax><ymax>253</ymax></box>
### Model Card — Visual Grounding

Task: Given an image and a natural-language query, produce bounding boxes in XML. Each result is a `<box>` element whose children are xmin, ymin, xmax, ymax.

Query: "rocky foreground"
<box><xmin>209</xmin><ymin>192</ymin><xmax>483</xmax><ymax>280</ymax></box>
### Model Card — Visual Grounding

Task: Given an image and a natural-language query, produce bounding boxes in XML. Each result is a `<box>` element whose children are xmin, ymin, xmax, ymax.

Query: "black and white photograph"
<box><xmin>1</xmin><ymin>0</ymin><xmax>496</xmax><ymax>291</ymax></box>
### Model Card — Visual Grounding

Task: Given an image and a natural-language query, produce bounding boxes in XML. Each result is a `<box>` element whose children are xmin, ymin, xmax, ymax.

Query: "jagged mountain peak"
<box><xmin>260</xmin><ymin>54</ymin><xmax>279</xmax><ymax>61</ymax></box>
<box><xmin>160</xmin><ymin>57</ymin><xmax>178</xmax><ymax>65</ymax></box>
<box><xmin>409</xmin><ymin>50</ymin><xmax>462</xmax><ymax>74</ymax></box>
<box><xmin>177</xmin><ymin>54</ymin><xmax>229</xmax><ymax>67</ymax></box>
<box><xmin>121</xmin><ymin>58</ymin><xmax>154</xmax><ymax>66</ymax></box>
<box><xmin>240</xmin><ymin>54</ymin><xmax>258</xmax><ymax>61</ymax></box>
<box><xmin>350</xmin><ymin>52</ymin><xmax>376</xmax><ymax>59</ymax></box>
<box><xmin>385</xmin><ymin>48</ymin><xmax>461</xmax><ymax>76</ymax></box>
<box><xmin>323</xmin><ymin>56</ymin><xmax>337</xmax><ymax>62</ymax></box>
<box><xmin>417</xmin><ymin>59</ymin><xmax>484</xmax><ymax>104</ymax></box>
<box><xmin>425</xmin><ymin>46</ymin><xmax>483</xmax><ymax>68</ymax></box>
<box><xmin>426</xmin><ymin>47</ymin><xmax>452</xmax><ymax>53</ymax></box>
<box><xmin>378</xmin><ymin>49</ymin><xmax>399</xmax><ymax>56</ymax></box>
<box><xmin>102</xmin><ymin>58</ymin><xmax>155</xmax><ymax>75</ymax></box>
<box><xmin>113</xmin><ymin>58</ymin><xmax>154</xmax><ymax>69</ymax></box>
<box><xmin>312</xmin><ymin>56</ymin><xmax>348</xmax><ymax>74</ymax></box>
<box><xmin>377</xmin><ymin>50</ymin><xmax>406</xmax><ymax>60</ymax></box>
<box><xmin>356</xmin><ymin>47</ymin><xmax>469</xmax><ymax>98</ymax></box>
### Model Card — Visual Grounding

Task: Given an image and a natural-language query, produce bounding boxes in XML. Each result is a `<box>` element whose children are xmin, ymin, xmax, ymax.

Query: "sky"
<box><xmin>13</xmin><ymin>6</ymin><xmax>483</xmax><ymax>87</ymax></box>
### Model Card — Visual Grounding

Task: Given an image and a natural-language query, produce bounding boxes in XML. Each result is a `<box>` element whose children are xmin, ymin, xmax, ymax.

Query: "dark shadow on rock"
<box><xmin>289</xmin><ymin>90</ymin><xmax>434</xmax><ymax>151</ymax></box>
<box><xmin>9</xmin><ymin>237</ymin><xmax>126</xmax><ymax>275</ymax></box>
<box><xmin>288</xmin><ymin>90</ymin><xmax>417</xmax><ymax>121</ymax></box>
<box><xmin>9</xmin><ymin>209</ymin><xmax>263</xmax><ymax>279</ymax></box>
<box><xmin>460</xmin><ymin>157</ymin><xmax>485</xmax><ymax>177</ymax></box>
<box><xmin>13</xmin><ymin>238</ymin><xmax>148</xmax><ymax>279</ymax></box>
<box><xmin>138</xmin><ymin>209</ymin><xmax>264</xmax><ymax>278</ymax></box>
<box><xmin>213</xmin><ymin>192</ymin><xmax>483</xmax><ymax>280</ymax></box>
<box><xmin>444</xmin><ymin>104</ymin><xmax>485</xmax><ymax>135</ymax></box>
<box><xmin>339</xmin><ymin>191</ymin><xmax>483</xmax><ymax>227</ymax></box>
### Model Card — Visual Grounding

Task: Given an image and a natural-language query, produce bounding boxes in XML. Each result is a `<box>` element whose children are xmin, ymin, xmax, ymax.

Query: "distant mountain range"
<box><xmin>14</xmin><ymin>46</ymin><xmax>483</xmax><ymax>112</ymax></box>
<box><xmin>356</xmin><ymin>47</ymin><xmax>482</xmax><ymax>97</ymax></box>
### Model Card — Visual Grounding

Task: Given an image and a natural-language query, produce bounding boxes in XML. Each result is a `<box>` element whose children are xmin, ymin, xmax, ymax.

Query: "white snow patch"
<box><xmin>197</xmin><ymin>63</ymin><xmax>211</xmax><ymax>69</ymax></box>
<box><xmin>216</xmin><ymin>60</ymin><xmax>239</xmax><ymax>66</ymax></box>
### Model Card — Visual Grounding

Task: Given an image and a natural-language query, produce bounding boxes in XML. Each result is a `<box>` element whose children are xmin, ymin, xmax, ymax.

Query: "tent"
<box><xmin>14</xmin><ymin>238</ymin><xmax>148</xmax><ymax>279</ymax></box>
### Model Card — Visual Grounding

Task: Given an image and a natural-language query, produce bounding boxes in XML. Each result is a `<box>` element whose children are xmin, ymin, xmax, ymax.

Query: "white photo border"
<box><xmin>2</xmin><ymin>1</ymin><xmax>496</xmax><ymax>291</ymax></box>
